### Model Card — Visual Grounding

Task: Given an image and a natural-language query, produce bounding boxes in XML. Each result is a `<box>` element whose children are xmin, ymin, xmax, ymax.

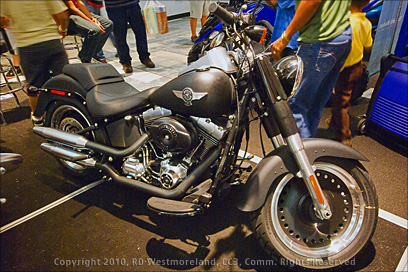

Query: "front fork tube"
<box><xmin>286</xmin><ymin>134</ymin><xmax>332</xmax><ymax>220</ymax></box>
<box><xmin>268</xmin><ymin>101</ymin><xmax>332</xmax><ymax>220</ymax></box>
<box><xmin>260</xmin><ymin>111</ymin><xmax>285</xmax><ymax>149</ymax></box>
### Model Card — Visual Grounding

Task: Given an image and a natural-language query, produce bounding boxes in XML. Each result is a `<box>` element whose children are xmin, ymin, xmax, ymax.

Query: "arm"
<box><xmin>66</xmin><ymin>0</ymin><xmax>105</xmax><ymax>32</ymax></box>
<box><xmin>271</xmin><ymin>0</ymin><xmax>322</xmax><ymax>60</ymax></box>
<box><xmin>53</xmin><ymin>10</ymin><xmax>70</xmax><ymax>38</ymax></box>
<box><xmin>65</xmin><ymin>1</ymin><xmax>93</xmax><ymax>22</ymax></box>
<box><xmin>76</xmin><ymin>0</ymin><xmax>96</xmax><ymax>21</ymax></box>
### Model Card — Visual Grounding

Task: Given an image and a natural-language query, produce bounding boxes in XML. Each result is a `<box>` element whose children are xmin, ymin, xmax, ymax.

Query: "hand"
<box><xmin>58</xmin><ymin>25</ymin><xmax>68</xmax><ymax>38</ymax></box>
<box><xmin>92</xmin><ymin>17</ymin><xmax>105</xmax><ymax>33</ymax></box>
<box><xmin>270</xmin><ymin>36</ymin><xmax>289</xmax><ymax>61</ymax></box>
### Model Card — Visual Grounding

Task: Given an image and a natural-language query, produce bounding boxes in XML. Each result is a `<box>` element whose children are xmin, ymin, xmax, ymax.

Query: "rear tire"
<box><xmin>44</xmin><ymin>101</ymin><xmax>101</xmax><ymax>178</ymax></box>
<box><xmin>250</xmin><ymin>158</ymin><xmax>378</xmax><ymax>271</ymax></box>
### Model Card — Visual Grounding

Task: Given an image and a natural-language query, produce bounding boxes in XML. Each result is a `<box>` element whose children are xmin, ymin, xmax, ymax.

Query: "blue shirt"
<box><xmin>270</xmin><ymin>0</ymin><xmax>298</xmax><ymax>49</ymax></box>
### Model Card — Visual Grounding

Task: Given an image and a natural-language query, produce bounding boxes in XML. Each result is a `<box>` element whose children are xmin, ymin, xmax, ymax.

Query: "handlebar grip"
<box><xmin>209</xmin><ymin>3</ymin><xmax>235</xmax><ymax>25</ymax></box>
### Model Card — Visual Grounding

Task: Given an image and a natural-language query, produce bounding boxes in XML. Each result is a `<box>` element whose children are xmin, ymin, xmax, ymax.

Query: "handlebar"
<box><xmin>209</xmin><ymin>3</ymin><xmax>235</xmax><ymax>25</ymax></box>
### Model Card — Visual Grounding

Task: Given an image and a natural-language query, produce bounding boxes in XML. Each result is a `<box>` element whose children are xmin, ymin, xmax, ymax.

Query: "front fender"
<box><xmin>236</xmin><ymin>138</ymin><xmax>368</xmax><ymax>212</ymax></box>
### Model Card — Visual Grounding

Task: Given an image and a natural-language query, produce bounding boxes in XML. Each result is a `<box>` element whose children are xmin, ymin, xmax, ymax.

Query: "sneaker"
<box><xmin>141</xmin><ymin>58</ymin><xmax>155</xmax><ymax>68</ymax></box>
<box><xmin>31</xmin><ymin>112</ymin><xmax>43</xmax><ymax>126</ymax></box>
<box><xmin>122</xmin><ymin>63</ymin><xmax>133</xmax><ymax>73</ymax></box>
<box><xmin>93</xmin><ymin>56</ymin><xmax>108</xmax><ymax>63</ymax></box>
<box><xmin>191</xmin><ymin>35</ymin><xmax>198</xmax><ymax>42</ymax></box>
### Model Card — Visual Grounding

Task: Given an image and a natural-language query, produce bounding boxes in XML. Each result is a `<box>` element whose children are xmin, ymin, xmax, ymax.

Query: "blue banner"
<box><xmin>368</xmin><ymin>0</ymin><xmax>408</xmax><ymax>76</ymax></box>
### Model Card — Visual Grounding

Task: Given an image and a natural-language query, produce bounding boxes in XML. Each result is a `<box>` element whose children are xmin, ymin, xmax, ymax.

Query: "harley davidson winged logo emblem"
<box><xmin>172</xmin><ymin>88</ymin><xmax>208</xmax><ymax>106</ymax></box>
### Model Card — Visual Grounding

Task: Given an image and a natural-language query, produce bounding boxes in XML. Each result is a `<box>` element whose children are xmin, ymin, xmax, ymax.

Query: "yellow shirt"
<box><xmin>343</xmin><ymin>12</ymin><xmax>373</xmax><ymax>69</ymax></box>
<box><xmin>0</xmin><ymin>1</ymin><xmax>67</xmax><ymax>48</ymax></box>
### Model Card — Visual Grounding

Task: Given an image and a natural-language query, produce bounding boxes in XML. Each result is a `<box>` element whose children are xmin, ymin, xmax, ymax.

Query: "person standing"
<box><xmin>64</xmin><ymin>0</ymin><xmax>113</xmax><ymax>63</ymax></box>
<box><xmin>271</xmin><ymin>0</ymin><xmax>353</xmax><ymax>139</ymax></box>
<box><xmin>0</xmin><ymin>0</ymin><xmax>69</xmax><ymax>124</ymax></box>
<box><xmin>190</xmin><ymin>0</ymin><xmax>211</xmax><ymax>42</ymax></box>
<box><xmin>269</xmin><ymin>0</ymin><xmax>298</xmax><ymax>58</ymax></box>
<box><xmin>328</xmin><ymin>0</ymin><xmax>373</xmax><ymax>146</ymax></box>
<box><xmin>105</xmin><ymin>0</ymin><xmax>155</xmax><ymax>73</ymax></box>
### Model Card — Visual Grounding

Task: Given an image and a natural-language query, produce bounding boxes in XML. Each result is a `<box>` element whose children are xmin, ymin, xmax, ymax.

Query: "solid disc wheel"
<box><xmin>251</xmin><ymin>158</ymin><xmax>378</xmax><ymax>271</ymax></box>
<box><xmin>45</xmin><ymin>102</ymin><xmax>95</xmax><ymax>177</ymax></box>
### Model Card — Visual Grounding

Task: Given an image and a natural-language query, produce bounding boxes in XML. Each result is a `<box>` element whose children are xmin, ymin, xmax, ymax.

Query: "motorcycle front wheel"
<box><xmin>44</xmin><ymin>101</ymin><xmax>102</xmax><ymax>177</ymax></box>
<box><xmin>250</xmin><ymin>157</ymin><xmax>378</xmax><ymax>271</ymax></box>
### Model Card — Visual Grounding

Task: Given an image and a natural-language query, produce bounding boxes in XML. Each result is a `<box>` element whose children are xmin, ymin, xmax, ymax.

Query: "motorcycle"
<box><xmin>32</xmin><ymin>3</ymin><xmax>378</xmax><ymax>270</ymax></box>
<box><xmin>187</xmin><ymin>0</ymin><xmax>276</xmax><ymax>64</ymax></box>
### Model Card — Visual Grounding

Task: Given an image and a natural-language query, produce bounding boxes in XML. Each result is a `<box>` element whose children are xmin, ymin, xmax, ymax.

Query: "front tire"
<box><xmin>250</xmin><ymin>158</ymin><xmax>378</xmax><ymax>271</ymax></box>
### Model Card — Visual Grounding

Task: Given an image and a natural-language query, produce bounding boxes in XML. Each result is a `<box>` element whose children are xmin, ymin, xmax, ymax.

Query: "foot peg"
<box><xmin>147</xmin><ymin>197</ymin><xmax>203</xmax><ymax>216</ymax></box>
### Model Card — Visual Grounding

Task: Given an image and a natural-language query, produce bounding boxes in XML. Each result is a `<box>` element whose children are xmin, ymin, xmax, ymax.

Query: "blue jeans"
<box><xmin>83</xmin><ymin>2</ymin><xmax>117</xmax><ymax>57</ymax></box>
<box><xmin>106</xmin><ymin>3</ymin><xmax>150</xmax><ymax>64</ymax></box>
<box><xmin>289</xmin><ymin>26</ymin><xmax>352</xmax><ymax>138</ymax></box>
<box><xmin>67</xmin><ymin>13</ymin><xmax>113</xmax><ymax>63</ymax></box>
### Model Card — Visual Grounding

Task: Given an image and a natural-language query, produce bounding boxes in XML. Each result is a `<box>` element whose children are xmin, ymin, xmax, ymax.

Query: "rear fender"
<box><xmin>34</xmin><ymin>75</ymin><xmax>87</xmax><ymax>118</ymax></box>
<box><xmin>236</xmin><ymin>138</ymin><xmax>368</xmax><ymax>212</ymax></box>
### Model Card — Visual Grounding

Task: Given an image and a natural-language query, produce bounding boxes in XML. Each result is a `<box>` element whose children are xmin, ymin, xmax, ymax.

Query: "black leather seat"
<box><xmin>62</xmin><ymin>63</ymin><xmax>158</xmax><ymax>118</ymax></box>
<box><xmin>87</xmin><ymin>85</ymin><xmax>158</xmax><ymax>118</ymax></box>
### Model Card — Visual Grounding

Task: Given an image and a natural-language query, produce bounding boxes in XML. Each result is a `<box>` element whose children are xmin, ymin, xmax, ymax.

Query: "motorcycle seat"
<box><xmin>87</xmin><ymin>84</ymin><xmax>159</xmax><ymax>118</ymax></box>
<box><xmin>62</xmin><ymin>63</ymin><xmax>159</xmax><ymax>118</ymax></box>
<box><xmin>63</xmin><ymin>63</ymin><xmax>124</xmax><ymax>91</ymax></box>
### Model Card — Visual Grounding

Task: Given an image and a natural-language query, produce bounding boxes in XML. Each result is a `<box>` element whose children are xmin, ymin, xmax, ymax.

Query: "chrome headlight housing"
<box><xmin>273</xmin><ymin>55</ymin><xmax>303</xmax><ymax>99</ymax></box>
<box><xmin>210</xmin><ymin>31</ymin><xmax>226</xmax><ymax>49</ymax></box>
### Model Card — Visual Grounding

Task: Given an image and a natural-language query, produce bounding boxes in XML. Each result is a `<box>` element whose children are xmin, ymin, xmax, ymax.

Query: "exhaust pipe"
<box><xmin>33</xmin><ymin>127</ymin><xmax>89</xmax><ymax>147</ymax></box>
<box><xmin>96</xmin><ymin>147</ymin><xmax>221</xmax><ymax>199</ymax></box>
<box><xmin>34</xmin><ymin>127</ymin><xmax>150</xmax><ymax>157</ymax></box>
<box><xmin>40</xmin><ymin>143</ymin><xmax>96</xmax><ymax>167</ymax></box>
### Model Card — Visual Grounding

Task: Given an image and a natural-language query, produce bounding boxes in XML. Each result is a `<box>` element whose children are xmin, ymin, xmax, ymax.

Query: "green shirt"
<box><xmin>296</xmin><ymin>0</ymin><xmax>351</xmax><ymax>43</ymax></box>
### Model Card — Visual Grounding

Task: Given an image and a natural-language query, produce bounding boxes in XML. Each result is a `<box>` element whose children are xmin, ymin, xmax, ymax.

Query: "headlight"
<box><xmin>210</xmin><ymin>32</ymin><xmax>225</xmax><ymax>48</ymax></box>
<box><xmin>273</xmin><ymin>55</ymin><xmax>303</xmax><ymax>99</ymax></box>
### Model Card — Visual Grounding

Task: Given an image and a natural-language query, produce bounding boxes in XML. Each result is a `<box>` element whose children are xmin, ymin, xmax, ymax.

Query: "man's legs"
<box><xmin>332</xmin><ymin>62</ymin><xmax>362</xmax><ymax>144</ymax></box>
<box><xmin>91</xmin><ymin>14</ymin><xmax>113</xmax><ymax>60</ymax></box>
<box><xmin>126</xmin><ymin>4</ymin><xmax>150</xmax><ymax>62</ymax></box>
<box><xmin>19</xmin><ymin>40</ymin><xmax>68</xmax><ymax>119</ymax></box>
<box><xmin>190</xmin><ymin>17</ymin><xmax>198</xmax><ymax>40</ymax></box>
<box><xmin>67</xmin><ymin>15</ymin><xmax>103</xmax><ymax>63</ymax></box>
<box><xmin>306</xmin><ymin>27</ymin><xmax>352</xmax><ymax>136</ymax></box>
<box><xmin>289</xmin><ymin>27</ymin><xmax>352</xmax><ymax>138</ymax></box>
<box><xmin>106</xmin><ymin>7</ymin><xmax>131</xmax><ymax>65</ymax></box>
<box><xmin>190</xmin><ymin>0</ymin><xmax>203</xmax><ymax>40</ymax></box>
<box><xmin>82</xmin><ymin>2</ymin><xmax>105</xmax><ymax>61</ymax></box>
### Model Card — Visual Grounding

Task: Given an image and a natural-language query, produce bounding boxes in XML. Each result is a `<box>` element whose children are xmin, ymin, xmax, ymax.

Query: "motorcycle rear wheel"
<box><xmin>44</xmin><ymin>101</ymin><xmax>100</xmax><ymax>178</ymax></box>
<box><xmin>250</xmin><ymin>158</ymin><xmax>378</xmax><ymax>271</ymax></box>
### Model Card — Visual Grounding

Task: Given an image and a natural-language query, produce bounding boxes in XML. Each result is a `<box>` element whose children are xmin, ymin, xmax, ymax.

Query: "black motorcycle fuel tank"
<box><xmin>150</xmin><ymin>68</ymin><xmax>235</xmax><ymax>119</ymax></box>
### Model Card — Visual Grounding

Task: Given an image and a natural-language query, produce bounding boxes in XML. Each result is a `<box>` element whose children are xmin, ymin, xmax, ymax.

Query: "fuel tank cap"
<box><xmin>195</xmin><ymin>66</ymin><xmax>211</xmax><ymax>72</ymax></box>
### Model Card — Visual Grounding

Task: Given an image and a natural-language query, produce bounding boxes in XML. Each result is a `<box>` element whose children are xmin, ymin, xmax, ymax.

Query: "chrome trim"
<box><xmin>270</xmin><ymin>162</ymin><xmax>365</xmax><ymax>258</ymax></box>
<box><xmin>286</xmin><ymin>134</ymin><xmax>331</xmax><ymax>219</ymax></box>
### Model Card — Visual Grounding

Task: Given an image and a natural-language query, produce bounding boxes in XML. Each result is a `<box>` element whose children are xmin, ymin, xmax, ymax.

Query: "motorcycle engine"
<box><xmin>148</xmin><ymin>116</ymin><xmax>198</xmax><ymax>153</ymax></box>
<box><xmin>120</xmin><ymin>108</ymin><xmax>227</xmax><ymax>189</ymax></box>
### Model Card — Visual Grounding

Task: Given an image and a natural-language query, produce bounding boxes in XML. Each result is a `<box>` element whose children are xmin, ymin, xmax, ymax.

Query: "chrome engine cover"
<box><xmin>122</xmin><ymin>157</ymin><xmax>145</xmax><ymax>179</ymax></box>
<box><xmin>159</xmin><ymin>159</ymin><xmax>188</xmax><ymax>189</ymax></box>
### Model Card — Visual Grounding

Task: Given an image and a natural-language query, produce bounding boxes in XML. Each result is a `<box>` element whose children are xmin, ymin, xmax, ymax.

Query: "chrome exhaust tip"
<box><xmin>40</xmin><ymin>143</ymin><xmax>96</xmax><ymax>167</ymax></box>
<box><xmin>33</xmin><ymin>127</ymin><xmax>89</xmax><ymax>147</ymax></box>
